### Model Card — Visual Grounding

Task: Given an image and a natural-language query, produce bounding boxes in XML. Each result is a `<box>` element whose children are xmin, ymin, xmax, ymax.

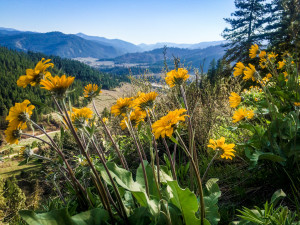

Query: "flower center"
<box><xmin>12</xmin><ymin>129</ymin><xmax>22</xmax><ymax>139</ymax></box>
<box><xmin>33</xmin><ymin>72</ymin><xmax>45</xmax><ymax>83</ymax></box>
<box><xmin>18</xmin><ymin>112</ymin><xmax>29</xmax><ymax>122</ymax></box>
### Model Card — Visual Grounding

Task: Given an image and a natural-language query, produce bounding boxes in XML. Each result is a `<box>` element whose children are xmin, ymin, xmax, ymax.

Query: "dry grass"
<box><xmin>87</xmin><ymin>83</ymin><xmax>134</xmax><ymax>113</ymax></box>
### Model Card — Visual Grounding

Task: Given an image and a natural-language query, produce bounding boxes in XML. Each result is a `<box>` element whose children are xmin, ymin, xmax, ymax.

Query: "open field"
<box><xmin>0</xmin><ymin>159</ymin><xmax>41</xmax><ymax>179</ymax></box>
<box><xmin>87</xmin><ymin>83</ymin><xmax>134</xmax><ymax>113</ymax></box>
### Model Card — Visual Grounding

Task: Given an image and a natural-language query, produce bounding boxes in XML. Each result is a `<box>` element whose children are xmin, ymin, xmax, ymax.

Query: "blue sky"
<box><xmin>0</xmin><ymin>0</ymin><xmax>235</xmax><ymax>44</ymax></box>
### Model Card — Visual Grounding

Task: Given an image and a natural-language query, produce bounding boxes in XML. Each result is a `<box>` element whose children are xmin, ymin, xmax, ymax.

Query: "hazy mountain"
<box><xmin>76</xmin><ymin>33</ymin><xmax>142</xmax><ymax>54</ymax></box>
<box><xmin>0</xmin><ymin>30</ymin><xmax>122</xmax><ymax>59</ymax></box>
<box><xmin>138</xmin><ymin>40</ymin><xmax>226</xmax><ymax>51</ymax></box>
<box><xmin>106</xmin><ymin>45</ymin><xmax>226</xmax><ymax>71</ymax></box>
<box><xmin>0</xmin><ymin>27</ymin><xmax>226</xmax><ymax>68</ymax></box>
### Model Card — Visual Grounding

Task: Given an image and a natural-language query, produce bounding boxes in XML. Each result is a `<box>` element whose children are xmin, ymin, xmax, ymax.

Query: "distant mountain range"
<box><xmin>107</xmin><ymin>45</ymin><xmax>225</xmax><ymax>71</ymax></box>
<box><xmin>0</xmin><ymin>29</ymin><xmax>119</xmax><ymax>59</ymax></box>
<box><xmin>0</xmin><ymin>27</ymin><xmax>226</xmax><ymax>71</ymax></box>
<box><xmin>75</xmin><ymin>33</ymin><xmax>142</xmax><ymax>54</ymax></box>
<box><xmin>138</xmin><ymin>40</ymin><xmax>226</xmax><ymax>51</ymax></box>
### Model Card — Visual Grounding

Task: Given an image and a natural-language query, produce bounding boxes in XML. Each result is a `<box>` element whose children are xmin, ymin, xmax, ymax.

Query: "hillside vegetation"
<box><xmin>0</xmin><ymin>46</ymin><xmax>128</xmax><ymax>130</ymax></box>
<box><xmin>0</xmin><ymin>0</ymin><xmax>299</xmax><ymax>224</ymax></box>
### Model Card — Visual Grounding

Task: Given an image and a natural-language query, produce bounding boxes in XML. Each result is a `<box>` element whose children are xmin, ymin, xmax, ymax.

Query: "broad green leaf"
<box><xmin>96</xmin><ymin>162</ymin><xmax>159</xmax><ymax>216</ymax></box>
<box><xmin>271</xmin><ymin>189</ymin><xmax>286</xmax><ymax>206</ymax></box>
<box><xmin>167</xmin><ymin>180</ymin><xmax>200</xmax><ymax>225</ymax></box>
<box><xmin>71</xmin><ymin>208</ymin><xmax>109</xmax><ymax>225</ymax></box>
<box><xmin>20</xmin><ymin>208</ymin><xmax>109</xmax><ymax>225</ymax></box>
<box><xmin>128</xmin><ymin>207</ymin><xmax>152</xmax><ymax>225</ymax></box>
<box><xmin>246</xmin><ymin>151</ymin><xmax>286</xmax><ymax>167</ymax></box>
<box><xmin>131</xmin><ymin>191</ymin><xmax>159</xmax><ymax>216</ymax></box>
<box><xmin>20</xmin><ymin>208</ymin><xmax>72</xmax><ymax>225</ymax></box>
<box><xmin>96</xmin><ymin>162</ymin><xmax>142</xmax><ymax>191</ymax></box>
<box><xmin>168</xmin><ymin>203</ymin><xmax>184</xmax><ymax>225</ymax></box>
<box><xmin>203</xmin><ymin>179</ymin><xmax>221</xmax><ymax>225</ymax></box>
<box><xmin>136</xmin><ymin>161</ymin><xmax>160</xmax><ymax>199</ymax></box>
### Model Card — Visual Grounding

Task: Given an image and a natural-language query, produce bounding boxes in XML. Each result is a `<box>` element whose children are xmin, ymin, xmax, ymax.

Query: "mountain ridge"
<box><xmin>0</xmin><ymin>27</ymin><xmax>226</xmax><ymax>69</ymax></box>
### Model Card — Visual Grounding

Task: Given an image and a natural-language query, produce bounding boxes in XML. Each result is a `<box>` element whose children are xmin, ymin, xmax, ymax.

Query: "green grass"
<box><xmin>0</xmin><ymin>130</ymin><xmax>59</xmax><ymax>154</ymax></box>
<box><xmin>0</xmin><ymin>159</ymin><xmax>41</xmax><ymax>179</ymax></box>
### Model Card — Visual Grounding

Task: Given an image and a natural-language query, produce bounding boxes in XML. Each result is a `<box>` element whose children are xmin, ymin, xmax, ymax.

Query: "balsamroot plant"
<box><xmin>229</xmin><ymin>44</ymin><xmax>300</xmax><ymax>169</ymax></box>
<box><xmin>5</xmin><ymin>59</ymin><xmax>236</xmax><ymax>225</ymax></box>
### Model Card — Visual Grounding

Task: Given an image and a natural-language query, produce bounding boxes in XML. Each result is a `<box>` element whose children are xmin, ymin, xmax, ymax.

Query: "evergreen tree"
<box><xmin>207</xmin><ymin>59</ymin><xmax>217</xmax><ymax>83</ymax></box>
<box><xmin>222</xmin><ymin>0</ymin><xmax>266</xmax><ymax>62</ymax></box>
<box><xmin>264</xmin><ymin>0</ymin><xmax>300</xmax><ymax>57</ymax></box>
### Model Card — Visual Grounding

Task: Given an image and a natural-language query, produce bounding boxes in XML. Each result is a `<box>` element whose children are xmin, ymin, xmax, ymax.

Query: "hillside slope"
<box><xmin>0</xmin><ymin>31</ymin><xmax>121</xmax><ymax>59</ymax></box>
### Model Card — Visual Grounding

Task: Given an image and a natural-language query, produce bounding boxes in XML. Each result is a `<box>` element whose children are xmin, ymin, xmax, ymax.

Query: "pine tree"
<box><xmin>222</xmin><ymin>0</ymin><xmax>266</xmax><ymax>62</ymax></box>
<box><xmin>264</xmin><ymin>0</ymin><xmax>300</xmax><ymax>56</ymax></box>
<box><xmin>207</xmin><ymin>59</ymin><xmax>217</xmax><ymax>83</ymax></box>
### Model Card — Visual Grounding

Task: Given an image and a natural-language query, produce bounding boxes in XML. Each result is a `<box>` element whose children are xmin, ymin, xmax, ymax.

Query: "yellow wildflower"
<box><xmin>19</xmin><ymin>146</ymin><xmax>26</xmax><ymax>158</ymax></box>
<box><xmin>5</xmin><ymin>126</ymin><xmax>22</xmax><ymax>144</ymax></box>
<box><xmin>70</xmin><ymin>107</ymin><xmax>93</xmax><ymax>129</ymax></box>
<box><xmin>268</xmin><ymin>52</ymin><xmax>278</xmax><ymax>60</ymax></box>
<box><xmin>243</xmin><ymin>64</ymin><xmax>256</xmax><ymax>81</ymax></box>
<box><xmin>207</xmin><ymin>137</ymin><xmax>236</xmax><ymax>160</ymax></box>
<box><xmin>111</xmin><ymin>97</ymin><xmax>134</xmax><ymax>117</ymax></box>
<box><xmin>83</xmin><ymin>84</ymin><xmax>102</xmax><ymax>98</ymax></box>
<box><xmin>102</xmin><ymin>117</ymin><xmax>108</xmax><ymax>123</ymax></box>
<box><xmin>40</xmin><ymin>75</ymin><xmax>75</xmax><ymax>97</ymax></box>
<box><xmin>233</xmin><ymin>62</ymin><xmax>245</xmax><ymax>77</ymax></box>
<box><xmin>165</xmin><ymin>68</ymin><xmax>189</xmax><ymax>87</ymax></box>
<box><xmin>6</xmin><ymin>100</ymin><xmax>35</xmax><ymax>129</ymax></box>
<box><xmin>120</xmin><ymin>109</ymin><xmax>146</xmax><ymax>130</ymax></box>
<box><xmin>277</xmin><ymin>60</ymin><xmax>286</xmax><ymax>69</ymax></box>
<box><xmin>294</xmin><ymin>102</ymin><xmax>300</xmax><ymax>107</ymax></box>
<box><xmin>259</xmin><ymin>57</ymin><xmax>267</xmax><ymax>69</ymax></box>
<box><xmin>134</xmin><ymin>92</ymin><xmax>158</xmax><ymax>111</ymax></box>
<box><xmin>152</xmin><ymin>109</ymin><xmax>187</xmax><ymax>139</ymax></box>
<box><xmin>249</xmin><ymin>44</ymin><xmax>259</xmax><ymax>58</ymax></box>
<box><xmin>17</xmin><ymin>58</ymin><xmax>53</xmax><ymax>88</ymax></box>
<box><xmin>232</xmin><ymin>108</ymin><xmax>254</xmax><ymax>123</ymax></box>
<box><xmin>229</xmin><ymin>92</ymin><xmax>241</xmax><ymax>108</ymax></box>
<box><xmin>259</xmin><ymin>51</ymin><xmax>266</xmax><ymax>58</ymax></box>
<box><xmin>262</xmin><ymin>73</ymin><xmax>272</xmax><ymax>84</ymax></box>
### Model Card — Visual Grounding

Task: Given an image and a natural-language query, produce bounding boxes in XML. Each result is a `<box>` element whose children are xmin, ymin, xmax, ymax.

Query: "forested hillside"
<box><xmin>0</xmin><ymin>46</ymin><xmax>128</xmax><ymax>128</ymax></box>
<box><xmin>0</xmin><ymin>31</ymin><xmax>121</xmax><ymax>59</ymax></box>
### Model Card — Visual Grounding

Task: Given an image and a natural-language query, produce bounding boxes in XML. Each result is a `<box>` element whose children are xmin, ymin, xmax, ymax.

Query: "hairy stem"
<box><xmin>92</xmin><ymin>99</ymin><xmax>128</xmax><ymax>170</ymax></box>
<box><xmin>176</xmin><ymin>131</ymin><xmax>205</xmax><ymax>225</ymax></box>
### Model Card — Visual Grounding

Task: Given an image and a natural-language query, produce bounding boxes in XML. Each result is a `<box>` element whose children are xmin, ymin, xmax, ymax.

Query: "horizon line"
<box><xmin>0</xmin><ymin>26</ymin><xmax>226</xmax><ymax>46</ymax></box>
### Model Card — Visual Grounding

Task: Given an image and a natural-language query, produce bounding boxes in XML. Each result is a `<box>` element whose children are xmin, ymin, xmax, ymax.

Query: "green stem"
<box><xmin>180</xmin><ymin>85</ymin><xmax>199</xmax><ymax>188</ymax></box>
<box><xmin>150</xmin><ymin>109</ymin><xmax>177</xmax><ymax>180</ymax></box>
<box><xmin>61</xmin><ymin>100</ymin><xmax>115</xmax><ymax>221</ymax></box>
<box><xmin>91</xmin><ymin>139</ymin><xmax>128</xmax><ymax>221</ymax></box>
<box><xmin>125</xmin><ymin>118</ymin><xmax>150</xmax><ymax>197</ymax></box>
<box><xmin>202</xmin><ymin>151</ymin><xmax>218</xmax><ymax>182</ymax></box>
<box><xmin>146</xmin><ymin>110</ymin><xmax>161</xmax><ymax>184</ymax></box>
<box><xmin>29</xmin><ymin>120</ymin><xmax>91</xmax><ymax>209</ymax></box>
<box><xmin>176</xmin><ymin>131</ymin><xmax>205</xmax><ymax>225</ymax></box>
<box><xmin>92</xmin><ymin>99</ymin><xmax>128</xmax><ymax>170</ymax></box>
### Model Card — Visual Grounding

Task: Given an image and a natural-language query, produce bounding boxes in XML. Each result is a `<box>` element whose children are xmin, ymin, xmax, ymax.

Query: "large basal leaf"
<box><xmin>245</xmin><ymin>150</ymin><xmax>286</xmax><ymax>167</ymax></box>
<box><xmin>136</xmin><ymin>161</ymin><xmax>160</xmax><ymax>199</ymax></box>
<box><xmin>96</xmin><ymin>162</ymin><xmax>159</xmax><ymax>216</ymax></box>
<box><xmin>167</xmin><ymin>180</ymin><xmax>200</xmax><ymax>225</ymax></box>
<box><xmin>96</xmin><ymin>162</ymin><xmax>142</xmax><ymax>191</ymax></box>
<box><xmin>128</xmin><ymin>207</ymin><xmax>152</xmax><ymax>225</ymax></box>
<box><xmin>19</xmin><ymin>208</ymin><xmax>109</xmax><ymax>225</ymax></box>
<box><xmin>203</xmin><ymin>179</ymin><xmax>221</xmax><ymax>225</ymax></box>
